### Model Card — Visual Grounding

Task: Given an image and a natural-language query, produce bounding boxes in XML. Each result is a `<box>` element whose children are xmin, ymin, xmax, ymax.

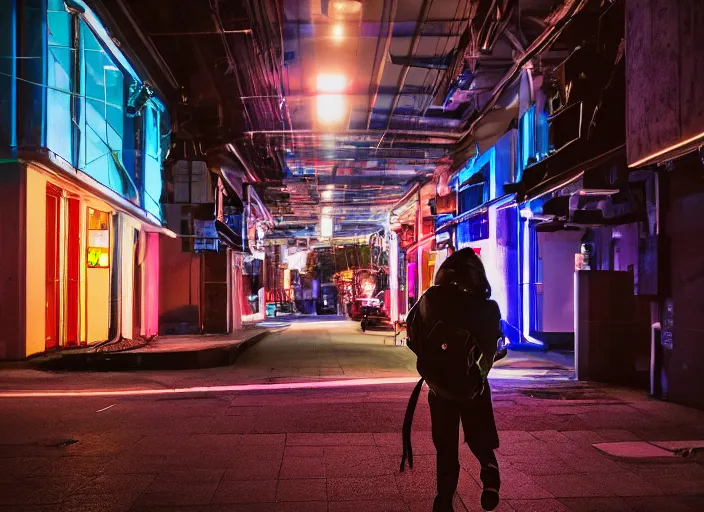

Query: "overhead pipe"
<box><xmin>227</xmin><ymin>143</ymin><xmax>260</xmax><ymax>184</ymax></box>
<box><xmin>248</xmin><ymin>184</ymin><xmax>275</xmax><ymax>225</ymax></box>
<box><xmin>244</xmin><ymin>128</ymin><xmax>461</xmax><ymax>140</ymax></box>
<box><xmin>452</xmin><ymin>0</ymin><xmax>589</xmax><ymax>155</ymax></box>
<box><xmin>366</xmin><ymin>0</ymin><xmax>400</xmax><ymax>130</ymax></box>
<box><xmin>375</xmin><ymin>0</ymin><xmax>434</xmax><ymax>149</ymax></box>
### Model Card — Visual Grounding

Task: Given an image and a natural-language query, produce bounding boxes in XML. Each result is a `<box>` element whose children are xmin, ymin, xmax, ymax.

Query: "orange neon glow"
<box><xmin>316</xmin><ymin>74</ymin><xmax>347</xmax><ymax>93</ymax></box>
<box><xmin>629</xmin><ymin>131</ymin><xmax>704</xmax><ymax>168</ymax></box>
<box><xmin>0</xmin><ymin>370</ymin><xmax>568</xmax><ymax>399</ymax></box>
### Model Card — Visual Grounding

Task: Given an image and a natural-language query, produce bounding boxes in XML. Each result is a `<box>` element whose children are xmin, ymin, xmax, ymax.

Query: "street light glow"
<box><xmin>316</xmin><ymin>74</ymin><xmax>347</xmax><ymax>93</ymax></box>
<box><xmin>316</xmin><ymin>94</ymin><xmax>347</xmax><ymax>125</ymax></box>
<box><xmin>321</xmin><ymin>216</ymin><xmax>334</xmax><ymax>237</ymax></box>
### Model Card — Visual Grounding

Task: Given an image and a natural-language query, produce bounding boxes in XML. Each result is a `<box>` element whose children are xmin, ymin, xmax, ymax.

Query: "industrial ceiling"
<box><xmin>99</xmin><ymin>0</ymin><xmax>595</xmax><ymax>241</ymax></box>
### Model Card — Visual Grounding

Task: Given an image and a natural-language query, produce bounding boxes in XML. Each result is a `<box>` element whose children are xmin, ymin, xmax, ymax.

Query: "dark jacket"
<box><xmin>407</xmin><ymin>285</ymin><xmax>501</xmax><ymax>401</ymax></box>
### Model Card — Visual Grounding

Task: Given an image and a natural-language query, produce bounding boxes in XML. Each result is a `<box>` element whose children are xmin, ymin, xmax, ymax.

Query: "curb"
<box><xmin>35</xmin><ymin>331</ymin><xmax>270</xmax><ymax>372</ymax></box>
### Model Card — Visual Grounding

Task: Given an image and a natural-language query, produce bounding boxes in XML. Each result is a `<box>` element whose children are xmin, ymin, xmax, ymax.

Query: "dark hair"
<box><xmin>434</xmin><ymin>248</ymin><xmax>491</xmax><ymax>299</ymax></box>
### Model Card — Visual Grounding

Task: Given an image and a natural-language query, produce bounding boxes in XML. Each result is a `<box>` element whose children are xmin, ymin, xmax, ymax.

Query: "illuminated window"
<box><xmin>87</xmin><ymin>208</ymin><xmax>110</xmax><ymax>268</ymax></box>
<box><xmin>143</xmin><ymin>102</ymin><xmax>167</xmax><ymax>219</ymax></box>
<box><xmin>46</xmin><ymin>0</ymin><xmax>74</xmax><ymax>164</ymax></box>
<box><xmin>79</xmin><ymin>20</ymin><xmax>135</xmax><ymax>199</ymax></box>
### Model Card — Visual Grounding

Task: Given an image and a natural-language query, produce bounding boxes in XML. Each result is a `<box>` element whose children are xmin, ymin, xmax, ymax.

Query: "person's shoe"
<box><xmin>432</xmin><ymin>495</ymin><xmax>454</xmax><ymax>512</ymax></box>
<box><xmin>481</xmin><ymin>487</ymin><xmax>499</xmax><ymax>511</ymax></box>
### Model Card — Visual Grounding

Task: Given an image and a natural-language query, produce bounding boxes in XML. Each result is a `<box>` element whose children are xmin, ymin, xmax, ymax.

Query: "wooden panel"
<box><xmin>626</xmin><ymin>0</ymin><xmax>704</xmax><ymax>165</ymax></box>
<box><xmin>679</xmin><ymin>0</ymin><xmax>704</xmax><ymax>141</ymax></box>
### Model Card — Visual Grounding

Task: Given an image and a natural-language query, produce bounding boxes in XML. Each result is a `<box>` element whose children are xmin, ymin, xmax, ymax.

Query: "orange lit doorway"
<box><xmin>45</xmin><ymin>185</ymin><xmax>61</xmax><ymax>350</ymax></box>
<box><xmin>65</xmin><ymin>198</ymin><xmax>80</xmax><ymax>346</ymax></box>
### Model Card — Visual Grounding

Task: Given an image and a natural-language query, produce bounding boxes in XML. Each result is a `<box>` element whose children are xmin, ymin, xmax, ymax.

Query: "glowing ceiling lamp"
<box><xmin>328</xmin><ymin>0</ymin><xmax>362</xmax><ymax>18</ymax></box>
<box><xmin>316</xmin><ymin>73</ymin><xmax>348</xmax><ymax>125</ymax></box>
<box><xmin>321</xmin><ymin>216</ymin><xmax>334</xmax><ymax>238</ymax></box>
<box><xmin>317</xmin><ymin>94</ymin><xmax>347</xmax><ymax>125</ymax></box>
<box><xmin>332</xmin><ymin>24</ymin><xmax>344</xmax><ymax>42</ymax></box>
<box><xmin>316</xmin><ymin>73</ymin><xmax>347</xmax><ymax>93</ymax></box>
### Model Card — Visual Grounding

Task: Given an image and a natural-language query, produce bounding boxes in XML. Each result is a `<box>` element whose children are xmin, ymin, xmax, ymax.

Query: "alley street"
<box><xmin>1</xmin><ymin>320</ymin><xmax>703</xmax><ymax>511</ymax></box>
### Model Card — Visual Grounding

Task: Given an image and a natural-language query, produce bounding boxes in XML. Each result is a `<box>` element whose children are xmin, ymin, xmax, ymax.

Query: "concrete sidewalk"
<box><xmin>34</xmin><ymin>328</ymin><xmax>270</xmax><ymax>371</ymax></box>
<box><xmin>1</xmin><ymin>379</ymin><xmax>703</xmax><ymax>511</ymax></box>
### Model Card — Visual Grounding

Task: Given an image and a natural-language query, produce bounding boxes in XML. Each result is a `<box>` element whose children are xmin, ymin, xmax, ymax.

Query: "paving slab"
<box><xmin>592</xmin><ymin>441</ymin><xmax>676</xmax><ymax>458</ymax></box>
<box><xmin>1</xmin><ymin>320</ymin><xmax>703</xmax><ymax>511</ymax></box>
<box><xmin>35</xmin><ymin>329</ymin><xmax>270</xmax><ymax>371</ymax></box>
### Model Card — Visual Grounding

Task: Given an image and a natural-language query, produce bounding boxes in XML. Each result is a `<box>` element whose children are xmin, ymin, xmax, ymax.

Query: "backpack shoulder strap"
<box><xmin>400</xmin><ymin>377</ymin><xmax>425</xmax><ymax>472</ymax></box>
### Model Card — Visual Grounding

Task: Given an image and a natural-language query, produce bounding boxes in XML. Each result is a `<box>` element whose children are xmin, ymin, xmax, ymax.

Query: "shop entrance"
<box><xmin>201</xmin><ymin>250</ymin><xmax>228</xmax><ymax>333</ymax></box>
<box><xmin>45</xmin><ymin>185</ymin><xmax>61</xmax><ymax>350</ymax></box>
<box><xmin>65</xmin><ymin>198</ymin><xmax>80</xmax><ymax>346</ymax></box>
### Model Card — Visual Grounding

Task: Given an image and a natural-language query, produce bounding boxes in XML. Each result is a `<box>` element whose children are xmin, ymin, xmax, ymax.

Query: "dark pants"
<box><xmin>429</xmin><ymin>386</ymin><xmax>500</xmax><ymax>509</ymax></box>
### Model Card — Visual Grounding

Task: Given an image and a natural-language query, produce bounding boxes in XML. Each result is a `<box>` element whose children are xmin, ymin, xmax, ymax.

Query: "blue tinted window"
<box><xmin>46</xmin><ymin>0</ymin><xmax>73</xmax><ymax>163</ymax></box>
<box><xmin>458</xmin><ymin>184</ymin><xmax>484</xmax><ymax>213</ymax></box>
<box><xmin>456</xmin><ymin>211</ymin><xmax>489</xmax><ymax>245</ymax></box>
<box><xmin>143</xmin><ymin>103</ymin><xmax>162</xmax><ymax>219</ymax></box>
<box><xmin>79</xmin><ymin>20</ymin><xmax>135</xmax><ymax>199</ymax></box>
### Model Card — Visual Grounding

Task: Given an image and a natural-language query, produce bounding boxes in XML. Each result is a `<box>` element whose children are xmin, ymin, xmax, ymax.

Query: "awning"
<box><xmin>25</xmin><ymin>150</ymin><xmax>176</xmax><ymax>238</ymax></box>
<box><xmin>214</xmin><ymin>219</ymin><xmax>246</xmax><ymax>252</ymax></box>
<box><xmin>509</xmin><ymin>144</ymin><xmax>626</xmax><ymax>204</ymax></box>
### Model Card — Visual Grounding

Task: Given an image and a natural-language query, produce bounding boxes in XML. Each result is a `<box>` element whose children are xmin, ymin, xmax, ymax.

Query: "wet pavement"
<box><xmin>0</xmin><ymin>319</ymin><xmax>703</xmax><ymax>511</ymax></box>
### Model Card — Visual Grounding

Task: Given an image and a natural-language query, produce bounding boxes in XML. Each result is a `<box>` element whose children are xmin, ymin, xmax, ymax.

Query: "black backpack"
<box><xmin>400</xmin><ymin>286</ymin><xmax>498</xmax><ymax>472</ymax></box>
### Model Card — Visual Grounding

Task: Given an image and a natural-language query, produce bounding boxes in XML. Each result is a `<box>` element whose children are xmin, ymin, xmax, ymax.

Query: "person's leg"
<box><xmin>429</xmin><ymin>390</ymin><xmax>461</xmax><ymax>511</ymax></box>
<box><xmin>460</xmin><ymin>387</ymin><xmax>500</xmax><ymax>510</ymax></box>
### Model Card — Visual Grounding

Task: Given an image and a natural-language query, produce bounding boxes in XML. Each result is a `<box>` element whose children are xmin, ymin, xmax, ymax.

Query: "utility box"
<box><xmin>575</xmin><ymin>270</ymin><xmax>650</xmax><ymax>388</ymax></box>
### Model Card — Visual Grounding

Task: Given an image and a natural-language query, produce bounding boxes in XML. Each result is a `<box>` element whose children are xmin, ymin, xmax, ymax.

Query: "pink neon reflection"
<box><xmin>0</xmin><ymin>377</ymin><xmax>421</xmax><ymax>399</ymax></box>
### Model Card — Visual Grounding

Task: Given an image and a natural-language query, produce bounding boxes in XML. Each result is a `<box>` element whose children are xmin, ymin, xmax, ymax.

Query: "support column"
<box><xmin>389</xmin><ymin>231</ymin><xmax>399</xmax><ymax>323</ymax></box>
<box><xmin>143</xmin><ymin>232</ymin><xmax>160</xmax><ymax>337</ymax></box>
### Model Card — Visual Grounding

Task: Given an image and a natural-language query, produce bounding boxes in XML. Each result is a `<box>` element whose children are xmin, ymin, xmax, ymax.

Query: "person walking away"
<box><xmin>400</xmin><ymin>248</ymin><xmax>502</xmax><ymax>511</ymax></box>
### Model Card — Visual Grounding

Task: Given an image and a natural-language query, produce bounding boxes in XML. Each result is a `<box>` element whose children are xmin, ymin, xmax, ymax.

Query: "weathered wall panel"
<box><xmin>626</xmin><ymin>0</ymin><xmax>704</xmax><ymax>165</ymax></box>
<box><xmin>679</xmin><ymin>0</ymin><xmax>704</xmax><ymax>142</ymax></box>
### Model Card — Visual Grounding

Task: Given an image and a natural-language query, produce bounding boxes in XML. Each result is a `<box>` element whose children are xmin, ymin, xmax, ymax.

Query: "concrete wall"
<box><xmin>575</xmin><ymin>270</ymin><xmax>651</xmax><ymax>388</ymax></box>
<box><xmin>159</xmin><ymin>235</ymin><xmax>201</xmax><ymax>333</ymax></box>
<box><xmin>0</xmin><ymin>162</ymin><xmax>24</xmax><ymax>359</ymax></box>
<box><xmin>664</xmin><ymin>158</ymin><xmax>704</xmax><ymax>408</ymax></box>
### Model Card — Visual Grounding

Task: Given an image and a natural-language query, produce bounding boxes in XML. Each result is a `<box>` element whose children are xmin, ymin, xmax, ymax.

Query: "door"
<box><xmin>201</xmin><ymin>250</ymin><xmax>228</xmax><ymax>333</ymax></box>
<box><xmin>65</xmin><ymin>198</ymin><xmax>80</xmax><ymax>346</ymax></box>
<box><xmin>45</xmin><ymin>186</ymin><xmax>61</xmax><ymax>350</ymax></box>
